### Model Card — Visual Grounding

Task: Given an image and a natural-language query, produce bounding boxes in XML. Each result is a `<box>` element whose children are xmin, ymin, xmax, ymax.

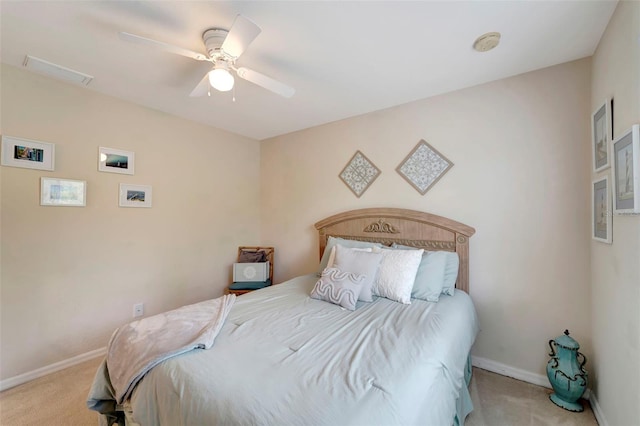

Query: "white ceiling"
<box><xmin>1</xmin><ymin>1</ymin><xmax>617</xmax><ymax>140</ymax></box>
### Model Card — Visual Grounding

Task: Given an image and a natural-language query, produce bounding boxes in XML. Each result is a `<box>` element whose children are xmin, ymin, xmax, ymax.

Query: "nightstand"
<box><xmin>228</xmin><ymin>246</ymin><xmax>274</xmax><ymax>296</ymax></box>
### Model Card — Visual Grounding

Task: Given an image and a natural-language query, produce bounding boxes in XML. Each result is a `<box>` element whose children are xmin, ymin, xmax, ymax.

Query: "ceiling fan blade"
<box><xmin>119</xmin><ymin>32</ymin><xmax>209</xmax><ymax>61</ymax></box>
<box><xmin>236</xmin><ymin>67</ymin><xmax>295</xmax><ymax>98</ymax></box>
<box><xmin>220</xmin><ymin>15</ymin><xmax>261</xmax><ymax>59</ymax></box>
<box><xmin>189</xmin><ymin>73</ymin><xmax>211</xmax><ymax>97</ymax></box>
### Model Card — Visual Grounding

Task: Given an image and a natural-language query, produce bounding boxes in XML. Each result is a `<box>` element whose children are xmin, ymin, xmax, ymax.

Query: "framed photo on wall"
<box><xmin>99</xmin><ymin>147</ymin><xmax>135</xmax><ymax>175</ymax></box>
<box><xmin>41</xmin><ymin>177</ymin><xmax>86</xmax><ymax>207</ymax></box>
<box><xmin>119</xmin><ymin>184</ymin><xmax>152</xmax><ymax>208</ymax></box>
<box><xmin>1</xmin><ymin>135</ymin><xmax>55</xmax><ymax>171</ymax></box>
<box><xmin>592</xmin><ymin>176</ymin><xmax>612</xmax><ymax>244</ymax></box>
<box><xmin>396</xmin><ymin>139</ymin><xmax>453</xmax><ymax>195</ymax></box>
<box><xmin>612</xmin><ymin>125</ymin><xmax>640</xmax><ymax>214</ymax></box>
<box><xmin>592</xmin><ymin>99</ymin><xmax>612</xmax><ymax>172</ymax></box>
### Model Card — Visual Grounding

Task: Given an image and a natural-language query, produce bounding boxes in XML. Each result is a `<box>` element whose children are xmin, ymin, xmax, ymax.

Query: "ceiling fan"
<box><xmin>119</xmin><ymin>14</ymin><xmax>295</xmax><ymax>98</ymax></box>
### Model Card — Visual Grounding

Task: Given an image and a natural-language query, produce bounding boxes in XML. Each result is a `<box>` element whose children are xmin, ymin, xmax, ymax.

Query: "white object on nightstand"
<box><xmin>233</xmin><ymin>262</ymin><xmax>270</xmax><ymax>282</ymax></box>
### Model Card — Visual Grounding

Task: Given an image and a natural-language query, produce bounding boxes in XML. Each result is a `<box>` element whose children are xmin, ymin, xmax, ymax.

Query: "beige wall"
<box><xmin>261</xmin><ymin>58</ymin><xmax>592</xmax><ymax>378</ymax></box>
<box><xmin>590</xmin><ymin>1</ymin><xmax>640</xmax><ymax>424</ymax></box>
<box><xmin>3</xmin><ymin>15</ymin><xmax>635</xmax><ymax>420</ymax></box>
<box><xmin>0</xmin><ymin>64</ymin><xmax>261</xmax><ymax>380</ymax></box>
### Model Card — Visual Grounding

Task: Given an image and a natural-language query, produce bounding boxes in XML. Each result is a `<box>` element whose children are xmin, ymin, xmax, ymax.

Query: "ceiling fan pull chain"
<box><xmin>232</xmin><ymin>85</ymin><xmax>236</xmax><ymax>102</ymax></box>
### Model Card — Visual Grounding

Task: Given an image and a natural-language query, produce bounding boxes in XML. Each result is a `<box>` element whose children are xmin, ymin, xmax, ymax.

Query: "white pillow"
<box><xmin>392</xmin><ymin>244</ymin><xmax>459</xmax><ymax>296</ymax></box>
<box><xmin>371</xmin><ymin>247</ymin><xmax>424</xmax><ymax>304</ymax></box>
<box><xmin>332</xmin><ymin>245</ymin><xmax>383</xmax><ymax>302</ymax></box>
<box><xmin>318</xmin><ymin>236</ymin><xmax>383</xmax><ymax>275</ymax></box>
<box><xmin>326</xmin><ymin>245</ymin><xmax>373</xmax><ymax>269</ymax></box>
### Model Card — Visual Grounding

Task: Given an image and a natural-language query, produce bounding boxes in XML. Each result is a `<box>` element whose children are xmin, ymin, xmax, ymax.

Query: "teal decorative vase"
<box><xmin>546</xmin><ymin>330</ymin><xmax>588</xmax><ymax>412</ymax></box>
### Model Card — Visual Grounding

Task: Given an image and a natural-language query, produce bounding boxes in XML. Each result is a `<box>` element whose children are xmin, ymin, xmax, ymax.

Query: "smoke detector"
<box><xmin>473</xmin><ymin>32</ymin><xmax>501</xmax><ymax>52</ymax></box>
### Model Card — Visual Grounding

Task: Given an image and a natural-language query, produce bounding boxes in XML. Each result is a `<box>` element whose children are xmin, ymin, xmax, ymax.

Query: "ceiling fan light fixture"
<box><xmin>209</xmin><ymin>66</ymin><xmax>234</xmax><ymax>92</ymax></box>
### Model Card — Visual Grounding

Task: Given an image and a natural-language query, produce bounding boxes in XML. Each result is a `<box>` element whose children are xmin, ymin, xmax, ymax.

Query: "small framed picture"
<box><xmin>396</xmin><ymin>139</ymin><xmax>453</xmax><ymax>195</ymax></box>
<box><xmin>1</xmin><ymin>135</ymin><xmax>55</xmax><ymax>171</ymax></box>
<box><xmin>41</xmin><ymin>177</ymin><xmax>86</xmax><ymax>207</ymax></box>
<box><xmin>592</xmin><ymin>176</ymin><xmax>612</xmax><ymax>244</ymax></box>
<box><xmin>612</xmin><ymin>125</ymin><xmax>640</xmax><ymax>214</ymax></box>
<box><xmin>99</xmin><ymin>147</ymin><xmax>135</xmax><ymax>175</ymax></box>
<box><xmin>119</xmin><ymin>184</ymin><xmax>152</xmax><ymax>208</ymax></box>
<box><xmin>591</xmin><ymin>100</ymin><xmax>612</xmax><ymax>172</ymax></box>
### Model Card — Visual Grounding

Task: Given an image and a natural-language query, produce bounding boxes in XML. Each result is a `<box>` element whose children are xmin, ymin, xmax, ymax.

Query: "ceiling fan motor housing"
<box><xmin>202</xmin><ymin>28</ymin><xmax>229</xmax><ymax>57</ymax></box>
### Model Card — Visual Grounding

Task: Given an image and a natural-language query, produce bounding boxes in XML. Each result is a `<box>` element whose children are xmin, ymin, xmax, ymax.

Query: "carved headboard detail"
<box><xmin>363</xmin><ymin>219</ymin><xmax>400</xmax><ymax>234</ymax></box>
<box><xmin>314</xmin><ymin>208</ymin><xmax>475</xmax><ymax>293</ymax></box>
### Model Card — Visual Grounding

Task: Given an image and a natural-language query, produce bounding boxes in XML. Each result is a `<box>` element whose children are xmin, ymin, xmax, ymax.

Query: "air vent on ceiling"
<box><xmin>23</xmin><ymin>55</ymin><xmax>93</xmax><ymax>86</ymax></box>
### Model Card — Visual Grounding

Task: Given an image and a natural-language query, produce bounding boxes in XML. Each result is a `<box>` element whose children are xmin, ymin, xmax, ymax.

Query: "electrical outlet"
<box><xmin>133</xmin><ymin>303</ymin><xmax>144</xmax><ymax>318</ymax></box>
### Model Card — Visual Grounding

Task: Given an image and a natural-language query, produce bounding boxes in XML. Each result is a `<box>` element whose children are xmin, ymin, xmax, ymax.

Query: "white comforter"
<box><xmin>119</xmin><ymin>274</ymin><xmax>478</xmax><ymax>426</ymax></box>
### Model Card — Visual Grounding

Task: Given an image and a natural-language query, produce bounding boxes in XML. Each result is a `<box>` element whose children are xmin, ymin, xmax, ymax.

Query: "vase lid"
<box><xmin>554</xmin><ymin>329</ymin><xmax>580</xmax><ymax>349</ymax></box>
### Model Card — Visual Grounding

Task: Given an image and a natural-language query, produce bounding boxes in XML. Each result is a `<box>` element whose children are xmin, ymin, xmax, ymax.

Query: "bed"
<box><xmin>88</xmin><ymin>207</ymin><xmax>478</xmax><ymax>426</ymax></box>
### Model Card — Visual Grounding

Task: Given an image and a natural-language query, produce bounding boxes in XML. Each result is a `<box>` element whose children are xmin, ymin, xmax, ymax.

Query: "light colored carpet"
<box><xmin>0</xmin><ymin>360</ymin><xmax>598</xmax><ymax>425</ymax></box>
<box><xmin>0</xmin><ymin>357</ymin><xmax>101</xmax><ymax>426</ymax></box>
<box><xmin>467</xmin><ymin>368</ymin><xmax>598</xmax><ymax>426</ymax></box>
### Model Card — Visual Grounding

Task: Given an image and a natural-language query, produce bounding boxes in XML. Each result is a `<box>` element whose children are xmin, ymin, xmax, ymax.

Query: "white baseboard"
<box><xmin>0</xmin><ymin>347</ymin><xmax>106</xmax><ymax>392</ymax></box>
<box><xmin>471</xmin><ymin>355</ymin><xmax>551</xmax><ymax>388</ymax></box>
<box><xmin>588</xmin><ymin>392</ymin><xmax>609</xmax><ymax>426</ymax></box>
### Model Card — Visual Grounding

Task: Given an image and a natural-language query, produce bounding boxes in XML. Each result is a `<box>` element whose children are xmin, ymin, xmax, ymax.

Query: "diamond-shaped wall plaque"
<box><xmin>339</xmin><ymin>151</ymin><xmax>381</xmax><ymax>198</ymax></box>
<box><xmin>396</xmin><ymin>140</ymin><xmax>453</xmax><ymax>195</ymax></box>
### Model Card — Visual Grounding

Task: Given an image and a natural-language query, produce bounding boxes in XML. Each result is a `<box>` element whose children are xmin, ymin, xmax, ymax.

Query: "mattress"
<box><xmin>122</xmin><ymin>273</ymin><xmax>479</xmax><ymax>425</ymax></box>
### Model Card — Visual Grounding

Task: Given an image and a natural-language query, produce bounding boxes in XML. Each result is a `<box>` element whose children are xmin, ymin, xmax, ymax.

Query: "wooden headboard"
<box><xmin>314</xmin><ymin>208</ymin><xmax>476</xmax><ymax>293</ymax></box>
